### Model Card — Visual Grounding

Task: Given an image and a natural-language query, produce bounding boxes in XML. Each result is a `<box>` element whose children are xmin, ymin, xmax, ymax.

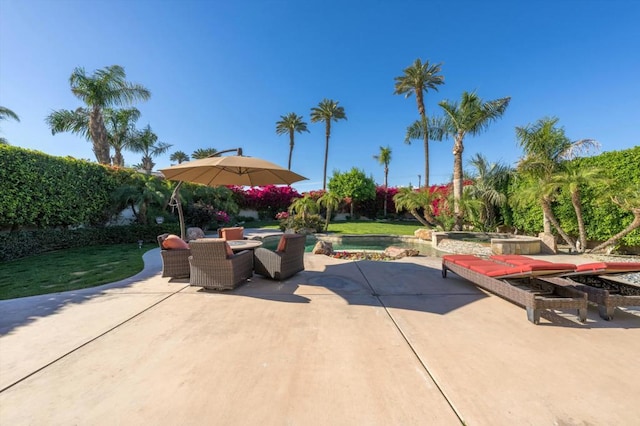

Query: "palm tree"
<box><xmin>192</xmin><ymin>148</ymin><xmax>217</xmax><ymax>159</ymax></box>
<box><xmin>317</xmin><ymin>191</ymin><xmax>342</xmax><ymax>231</ymax></box>
<box><xmin>310</xmin><ymin>99</ymin><xmax>347</xmax><ymax>190</ymax></box>
<box><xmin>590</xmin><ymin>189</ymin><xmax>640</xmax><ymax>253</ymax></box>
<box><xmin>394</xmin><ymin>59</ymin><xmax>444</xmax><ymax>188</ymax></box>
<box><xmin>551</xmin><ymin>163</ymin><xmax>608</xmax><ymax>252</ymax></box>
<box><xmin>516</xmin><ymin>117</ymin><xmax>599</xmax><ymax>247</ymax></box>
<box><xmin>104</xmin><ymin>107</ymin><xmax>140</xmax><ymax>167</ymax></box>
<box><xmin>0</xmin><ymin>106</ymin><xmax>20</xmax><ymax>144</ymax></box>
<box><xmin>373</xmin><ymin>146</ymin><xmax>392</xmax><ymax>217</ymax></box>
<box><xmin>465</xmin><ymin>153</ymin><xmax>510</xmax><ymax>231</ymax></box>
<box><xmin>393</xmin><ymin>187</ymin><xmax>446</xmax><ymax>229</ymax></box>
<box><xmin>276</xmin><ymin>112</ymin><xmax>309</xmax><ymax>170</ymax></box>
<box><xmin>288</xmin><ymin>195</ymin><xmax>319</xmax><ymax>221</ymax></box>
<box><xmin>170</xmin><ymin>151</ymin><xmax>190</xmax><ymax>164</ymax></box>
<box><xmin>46</xmin><ymin>65</ymin><xmax>151</xmax><ymax>164</ymax></box>
<box><xmin>129</xmin><ymin>125</ymin><xmax>172</xmax><ymax>173</ymax></box>
<box><xmin>438</xmin><ymin>91</ymin><xmax>511</xmax><ymax>230</ymax></box>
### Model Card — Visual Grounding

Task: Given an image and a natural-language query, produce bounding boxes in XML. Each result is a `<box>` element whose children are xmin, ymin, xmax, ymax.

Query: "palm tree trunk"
<box><xmin>420</xmin><ymin>115</ymin><xmax>430</xmax><ymax>189</ymax></box>
<box><xmin>322</xmin><ymin>121</ymin><xmax>331</xmax><ymax>190</ymax></box>
<box><xmin>589</xmin><ymin>208</ymin><xmax>640</xmax><ymax>253</ymax></box>
<box><xmin>570</xmin><ymin>189</ymin><xmax>587</xmax><ymax>252</ymax></box>
<box><xmin>452</xmin><ymin>133</ymin><xmax>464</xmax><ymax>231</ymax></box>
<box><xmin>383</xmin><ymin>166</ymin><xmax>388</xmax><ymax>217</ymax></box>
<box><xmin>113</xmin><ymin>149</ymin><xmax>125</xmax><ymax>167</ymax></box>
<box><xmin>409</xmin><ymin>208</ymin><xmax>432</xmax><ymax>227</ymax></box>
<box><xmin>89</xmin><ymin>107</ymin><xmax>110</xmax><ymax>164</ymax></box>
<box><xmin>541</xmin><ymin>198</ymin><xmax>576</xmax><ymax>250</ymax></box>
<box><xmin>288</xmin><ymin>130</ymin><xmax>294</xmax><ymax>170</ymax></box>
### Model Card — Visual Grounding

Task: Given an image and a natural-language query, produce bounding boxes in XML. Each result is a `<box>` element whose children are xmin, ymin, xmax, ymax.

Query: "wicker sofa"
<box><xmin>188</xmin><ymin>239</ymin><xmax>253</xmax><ymax>290</ymax></box>
<box><xmin>253</xmin><ymin>233</ymin><xmax>306</xmax><ymax>280</ymax></box>
<box><xmin>157</xmin><ymin>234</ymin><xmax>191</xmax><ymax>278</ymax></box>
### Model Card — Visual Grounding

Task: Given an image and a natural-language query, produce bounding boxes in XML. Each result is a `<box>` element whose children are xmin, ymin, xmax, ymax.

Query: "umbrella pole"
<box><xmin>169</xmin><ymin>181</ymin><xmax>186</xmax><ymax>240</ymax></box>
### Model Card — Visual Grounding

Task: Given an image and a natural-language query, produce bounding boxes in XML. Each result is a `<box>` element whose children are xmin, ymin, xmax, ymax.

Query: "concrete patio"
<box><xmin>1</xmin><ymin>249</ymin><xmax>639</xmax><ymax>425</ymax></box>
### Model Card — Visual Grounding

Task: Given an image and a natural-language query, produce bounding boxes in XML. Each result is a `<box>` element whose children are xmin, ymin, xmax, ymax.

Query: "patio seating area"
<box><xmin>1</xmin><ymin>250</ymin><xmax>639</xmax><ymax>424</ymax></box>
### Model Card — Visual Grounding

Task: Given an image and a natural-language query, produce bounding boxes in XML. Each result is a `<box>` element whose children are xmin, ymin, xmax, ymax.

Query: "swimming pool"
<box><xmin>260</xmin><ymin>234</ymin><xmax>442</xmax><ymax>257</ymax></box>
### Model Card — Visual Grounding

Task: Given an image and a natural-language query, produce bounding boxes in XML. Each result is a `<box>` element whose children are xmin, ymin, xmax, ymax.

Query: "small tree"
<box><xmin>317</xmin><ymin>191</ymin><xmax>343</xmax><ymax>231</ymax></box>
<box><xmin>328</xmin><ymin>168</ymin><xmax>376</xmax><ymax>218</ymax></box>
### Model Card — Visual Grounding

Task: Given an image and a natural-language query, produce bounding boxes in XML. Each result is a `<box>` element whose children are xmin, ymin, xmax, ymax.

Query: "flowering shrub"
<box><xmin>330</xmin><ymin>251</ymin><xmax>396</xmax><ymax>261</ymax></box>
<box><xmin>185</xmin><ymin>202</ymin><xmax>230</xmax><ymax>230</ymax></box>
<box><xmin>230</xmin><ymin>185</ymin><xmax>301</xmax><ymax>219</ymax></box>
<box><xmin>275</xmin><ymin>211</ymin><xmax>289</xmax><ymax>220</ymax></box>
<box><xmin>278</xmin><ymin>214</ymin><xmax>324</xmax><ymax>233</ymax></box>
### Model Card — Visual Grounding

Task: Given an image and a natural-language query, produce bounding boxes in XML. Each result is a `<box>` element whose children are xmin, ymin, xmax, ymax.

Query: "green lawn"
<box><xmin>326</xmin><ymin>220</ymin><xmax>422</xmax><ymax>235</ymax></box>
<box><xmin>245</xmin><ymin>219</ymin><xmax>423</xmax><ymax>236</ymax></box>
<box><xmin>0</xmin><ymin>244</ymin><xmax>155</xmax><ymax>300</ymax></box>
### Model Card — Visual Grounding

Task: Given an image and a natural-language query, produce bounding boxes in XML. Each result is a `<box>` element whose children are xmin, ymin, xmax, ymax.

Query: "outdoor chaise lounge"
<box><xmin>442</xmin><ymin>254</ymin><xmax>588</xmax><ymax>324</ymax></box>
<box><xmin>157</xmin><ymin>233</ymin><xmax>191</xmax><ymax>278</ymax></box>
<box><xmin>253</xmin><ymin>233</ymin><xmax>306</xmax><ymax>280</ymax></box>
<box><xmin>188</xmin><ymin>239</ymin><xmax>253</xmax><ymax>290</ymax></box>
<box><xmin>492</xmin><ymin>255</ymin><xmax>640</xmax><ymax>321</ymax></box>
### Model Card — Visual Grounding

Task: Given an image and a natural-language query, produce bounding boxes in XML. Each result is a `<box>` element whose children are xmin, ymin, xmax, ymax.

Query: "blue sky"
<box><xmin>1</xmin><ymin>0</ymin><xmax>638</xmax><ymax>192</ymax></box>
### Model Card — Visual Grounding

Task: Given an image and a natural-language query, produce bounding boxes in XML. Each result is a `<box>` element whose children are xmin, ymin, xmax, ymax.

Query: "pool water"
<box><xmin>261</xmin><ymin>235</ymin><xmax>442</xmax><ymax>257</ymax></box>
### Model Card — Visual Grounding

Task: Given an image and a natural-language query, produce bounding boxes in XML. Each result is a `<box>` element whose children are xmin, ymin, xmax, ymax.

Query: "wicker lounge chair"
<box><xmin>157</xmin><ymin>234</ymin><xmax>191</xmax><ymax>278</ymax></box>
<box><xmin>218</xmin><ymin>227</ymin><xmax>244</xmax><ymax>240</ymax></box>
<box><xmin>490</xmin><ymin>256</ymin><xmax>640</xmax><ymax>321</ymax></box>
<box><xmin>188</xmin><ymin>239</ymin><xmax>253</xmax><ymax>290</ymax></box>
<box><xmin>253</xmin><ymin>233</ymin><xmax>306</xmax><ymax>280</ymax></box>
<box><xmin>442</xmin><ymin>254</ymin><xmax>587</xmax><ymax>324</ymax></box>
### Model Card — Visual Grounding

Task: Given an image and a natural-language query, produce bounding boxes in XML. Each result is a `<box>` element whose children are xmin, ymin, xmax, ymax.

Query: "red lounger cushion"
<box><xmin>490</xmin><ymin>255</ymin><xmax>553</xmax><ymax>266</ymax></box>
<box><xmin>575</xmin><ymin>262</ymin><xmax>640</xmax><ymax>274</ymax></box>
<box><xmin>442</xmin><ymin>255</ymin><xmax>484</xmax><ymax>265</ymax></box>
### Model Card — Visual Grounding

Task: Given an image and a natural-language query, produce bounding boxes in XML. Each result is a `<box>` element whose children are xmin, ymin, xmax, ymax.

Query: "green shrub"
<box><xmin>0</xmin><ymin>224</ymin><xmax>179</xmax><ymax>262</ymax></box>
<box><xmin>278</xmin><ymin>214</ymin><xmax>324</xmax><ymax>233</ymax></box>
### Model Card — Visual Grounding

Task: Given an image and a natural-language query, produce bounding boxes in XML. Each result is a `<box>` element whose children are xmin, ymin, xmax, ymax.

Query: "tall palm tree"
<box><xmin>191</xmin><ymin>148</ymin><xmax>217</xmax><ymax>159</ymax></box>
<box><xmin>0</xmin><ymin>106</ymin><xmax>20</xmax><ymax>144</ymax></box>
<box><xmin>465</xmin><ymin>153</ymin><xmax>510</xmax><ymax>231</ymax></box>
<box><xmin>310</xmin><ymin>99</ymin><xmax>347</xmax><ymax>190</ymax></box>
<box><xmin>170</xmin><ymin>151</ymin><xmax>190</xmax><ymax>164</ymax></box>
<box><xmin>276</xmin><ymin>112</ymin><xmax>309</xmax><ymax>170</ymax></box>
<box><xmin>129</xmin><ymin>125</ymin><xmax>172</xmax><ymax>173</ymax></box>
<box><xmin>394</xmin><ymin>59</ymin><xmax>444</xmax><ymax>188</ymax></box>
<box><xmin>438</xmin><ymin>91</ymin><xmax>511</xmax><ymax>230</ymax></box>
<box><xmin>46</xmin><ymin>65</ymin><xmax>150</xmax><ymax>164</ymax></box>
<box><xmin>516</xmin><ymin>116</ymin><xmax>599</xmax><ymax>245</ymax></box>
<box><xmin>551</xmin><ymin>163</ymin><xmax>608</xmax><ymax>252</ymax></box>
<box><xmin>373</xmin><ymin>146</ymin><xmax>392</xmax><ymax>217</ymax></box>
<box><xmin>104</xmin><ymin>107</ymin><xmax>140</xmax><ymax>167</ymax></box>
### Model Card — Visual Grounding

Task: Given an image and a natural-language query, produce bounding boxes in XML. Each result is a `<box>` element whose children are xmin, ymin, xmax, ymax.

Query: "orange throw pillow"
<box><xmin>225</xmin><ymin>242</ymin><xmax>234</xmax><ymax>258</ymax></box>
<box><xmin>276</xmin><ymin>235</ymin><xmax>288</xmax><ymax>252</ymax></box>
<box><xmin>162</xmin><ymin>234</ymin><xmax>189</xmax><ymax>250</ymax></box>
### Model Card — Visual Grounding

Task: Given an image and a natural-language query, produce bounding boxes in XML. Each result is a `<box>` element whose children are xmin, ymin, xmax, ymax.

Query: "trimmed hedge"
<box><xmin>0</xmin><ymin>145</ymin><xmax>125</xmax><ymax>229</ymax></box>
<box><xmin>0</xmin><ymin>224</ymin><xmax>180</xmax><ymax>262</ymax></box>
<box><xmin>509</xmin><ymin>146</ymin><xmax>640</xmax><ymax>247</ymax></box>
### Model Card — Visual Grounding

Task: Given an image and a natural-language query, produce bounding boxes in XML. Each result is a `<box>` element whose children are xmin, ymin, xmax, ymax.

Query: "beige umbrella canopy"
<box><xmin>160</xmin><ymin>154</ymin><xmax>307</xmax><ymax>187</ymax></box>
<box><xmin>159</xmin><ymin>149</ymin><xmax>307</xmax><ymax>239</ymax></box>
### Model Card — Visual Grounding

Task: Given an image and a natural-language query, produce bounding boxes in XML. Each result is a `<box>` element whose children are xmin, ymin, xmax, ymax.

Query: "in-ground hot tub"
<box><xmin>430</xmin><ymin>231</ymin><xmax>542</xmax><ymax>255</ymax></box>
<box><xmin>490</xmin><ymin>237</ymin><xmax>541</xmax><ymax>255</ymax></box>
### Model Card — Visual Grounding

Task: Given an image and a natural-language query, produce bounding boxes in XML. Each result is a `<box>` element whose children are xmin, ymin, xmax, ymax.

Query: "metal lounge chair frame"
<box><xmin>491</xmin><ymin>256</ymin><xmax>640</xmax><ymax>321</ymax></box>
<box><xmin>442</xmin><ymin>255</ymin><xmax>588</xmax><ymax>324</ymax></box>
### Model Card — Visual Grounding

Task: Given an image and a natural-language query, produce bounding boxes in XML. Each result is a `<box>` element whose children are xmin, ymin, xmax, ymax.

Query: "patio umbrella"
<box><xmin>159</xmin><ymin>149</ymin><xmax>307</xmax><ymax>239</ymax></box>
<box><xmin>160</xmin><ymin>154</ymin><xmax>307</xmax><ymax>187</ymax></box>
